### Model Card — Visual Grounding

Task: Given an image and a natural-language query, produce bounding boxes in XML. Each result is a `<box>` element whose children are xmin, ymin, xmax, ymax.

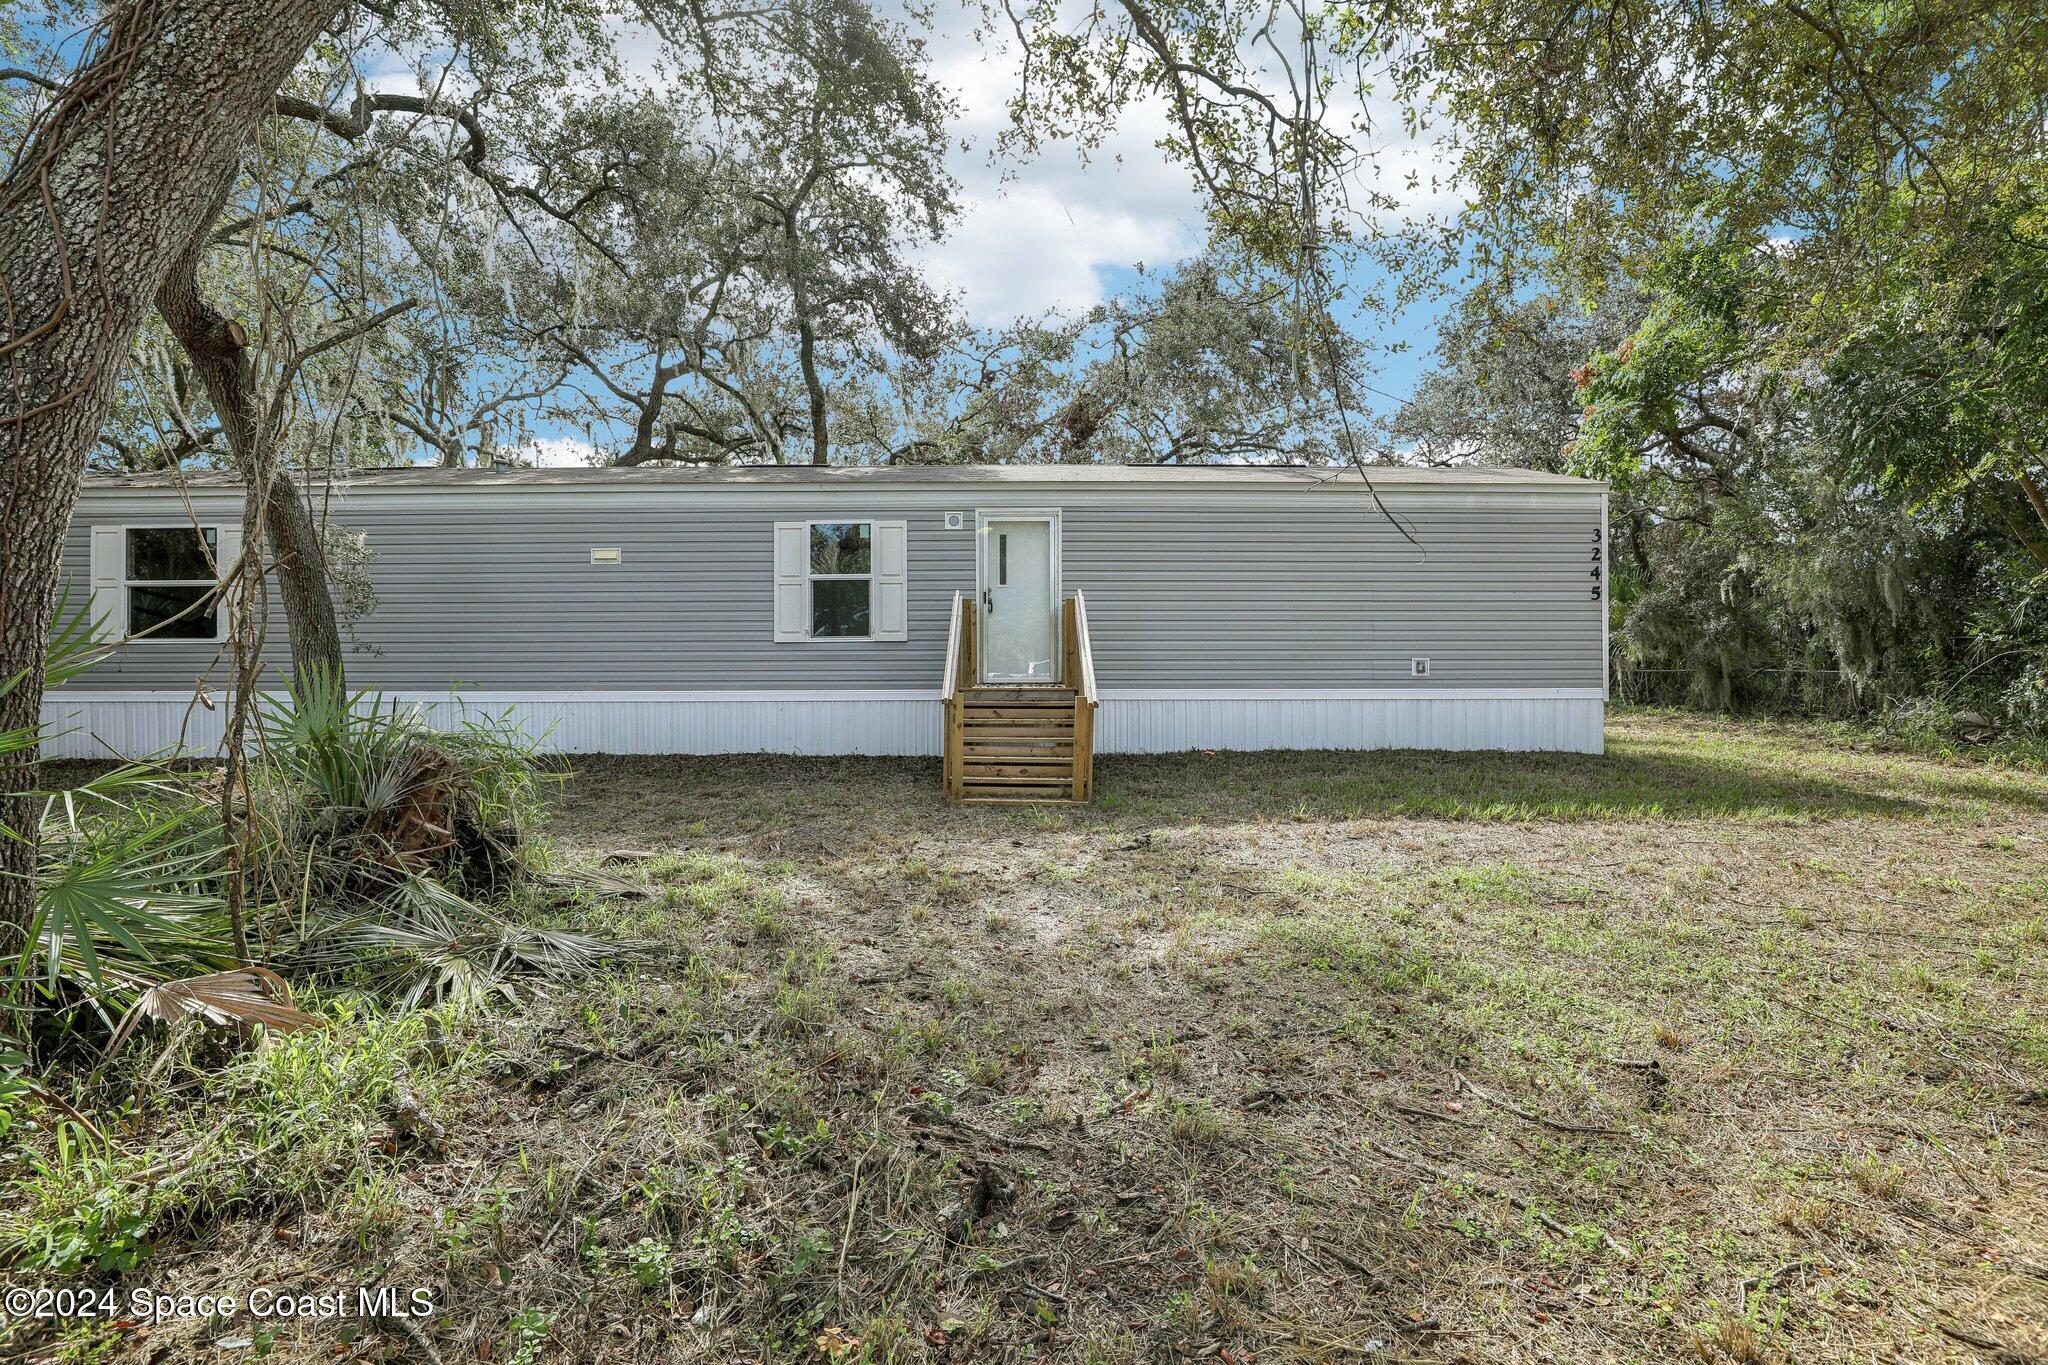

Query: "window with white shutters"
<box><xmin>772</xmin><ymin>520</ymin><xmax>907</xmax><ymax>642</ymax></box>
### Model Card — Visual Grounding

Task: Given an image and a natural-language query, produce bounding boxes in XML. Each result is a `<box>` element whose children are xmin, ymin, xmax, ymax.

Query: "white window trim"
<box><xmin>772</xmin><ymin>519</ymin><xmax>907</xmax><ymax>643</ymax></box>
<box><xmin>803</xmin><ymin>519</ymin><xmax>877</xmax><ymax>642</ymax></box>
<box><xmin>118</xmin><ymin>524</ymin><xmax>231</xmax><ymax>645</ymax></box>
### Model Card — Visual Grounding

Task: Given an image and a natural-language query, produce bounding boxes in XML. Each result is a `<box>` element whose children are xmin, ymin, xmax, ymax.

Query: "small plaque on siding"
<box><xmin>591</xmin><ymin>548</ymin><xmax>623</xmax><ymax>564</ymax></box>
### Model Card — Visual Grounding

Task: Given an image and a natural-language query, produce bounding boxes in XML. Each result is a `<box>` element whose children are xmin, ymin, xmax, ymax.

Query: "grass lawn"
<box><xmin>21</xmin><ymin>708</ymin><xmax>2048</xmax><ymax>1363</ymax></box>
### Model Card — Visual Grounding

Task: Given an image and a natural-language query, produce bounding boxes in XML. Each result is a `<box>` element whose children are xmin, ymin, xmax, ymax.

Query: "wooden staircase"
<box><xmin>942</xmin><ymin>593</ymin><xmax>1098</xmax><ymax>803</ymax></box>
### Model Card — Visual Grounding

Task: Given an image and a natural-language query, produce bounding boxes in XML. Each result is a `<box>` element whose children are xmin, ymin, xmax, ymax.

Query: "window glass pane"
<box><xmin>809</xmin><ymin>523</ymin><xmax>871</xmax><ymax>575</ymax></box>
<box><xmin>129</xmin><ymin>584</ymin><xmax>217</xmax><ymax>639</ymax></box>
<box><xmin>128</xmin><ymin>526</ymin><xmax>217</xmax><ymax>581</ymax></box>
<box><xmin>811</xmin><ymin>579</ymin><xmax>871</xmax><ymax>637</ymax></box>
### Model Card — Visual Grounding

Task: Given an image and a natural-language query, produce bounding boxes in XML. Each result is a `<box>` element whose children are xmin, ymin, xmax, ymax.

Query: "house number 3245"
<box><xmin>1590</xmin><ymin>529</ymin><xmax>1603</xmax><ymax>601</ymax></box>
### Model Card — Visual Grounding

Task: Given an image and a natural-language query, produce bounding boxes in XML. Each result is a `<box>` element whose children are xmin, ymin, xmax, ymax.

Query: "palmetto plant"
<box><xmin>3</xmin><ymin>607</ymin><xmax>616</xmax><ymax>1060</ymax></box>
<box><xmin>281</xmin><ymin>873</ymin><xmax>616</xmax><ymax>1011</ymax></box>
<box><xmin>28</xmin><ymin>790</ymin><xmax>235</xmax><ymax>1027</ymax></box>
<box><xmin>249</xmin><ymin>667</ymin><xmax>533</xmax><ymax>899</ymax></box>
<box><xmin>247</xmin><ymin>669</ymin><xmax>610</xmax><ymax>1010</ymax></box>
<box><xmin>2</xmin><ymin>595</ymin><xmax>241</xmax><ymax>1043</ymax></box>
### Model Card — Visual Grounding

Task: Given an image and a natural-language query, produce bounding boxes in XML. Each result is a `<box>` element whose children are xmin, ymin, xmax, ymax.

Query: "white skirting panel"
<box><xmin>403</xmin><ymin>694</ymin><xmax>941</xmax><ymax>756</ymax></box>
<box><xmin>41</xmin><ymin>689</ymin><xmax>1604</xmax><ymax>760</ymax></box>
<box><xmin>39</xmin><ymin>691</ymin><xmax>942</xmax><ymax>759</ymax></box>
<box><xmin>1096</xmin><ymin>692</ymin><xmax>1605</xmax><ymax>755</ymax></box>
<box><xmin>39</xmin><ymin>694</ymin><xmax>229</xmax><ymax>761</ymax></box>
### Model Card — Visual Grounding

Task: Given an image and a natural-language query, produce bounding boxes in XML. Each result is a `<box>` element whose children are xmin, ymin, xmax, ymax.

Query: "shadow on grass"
<box><xmin>1094</xmin><ymin>743</ymin><xmax>2002</xmax><ymax>823</ymax></box>
<box><xmin>551</xmin><ymin>732</ymin><xmax>2048</xmax><ymax>849</ymax></box>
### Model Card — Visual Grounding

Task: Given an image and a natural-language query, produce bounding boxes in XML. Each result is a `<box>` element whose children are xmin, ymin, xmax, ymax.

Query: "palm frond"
<box><xmin>26</xmin><ymin>801</ymin><xmax>232</xmax><ymax>1021</ymax></box>
<box><xmin>276</xmin><ymin>874</ymin><xmax>630</xmax><ymax>1010</ymax></box>
<box><xmin>105</xmin><ymin>968</ymin><xmax>323</xmax><ymax>1054</ymax></box>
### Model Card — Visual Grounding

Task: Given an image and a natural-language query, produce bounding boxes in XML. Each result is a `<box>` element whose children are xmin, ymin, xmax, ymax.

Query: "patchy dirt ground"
<box><xmin>20</xmin><ymin>709</ymin><xmax>2048</xmax><ymax>1363</ymax></box>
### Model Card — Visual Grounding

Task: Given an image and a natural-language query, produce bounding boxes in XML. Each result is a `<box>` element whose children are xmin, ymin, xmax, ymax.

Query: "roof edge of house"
<box><xmin>78</xmin><ymin>461</ymin><xmax>1608</xmax><ymax>493</ymax></box>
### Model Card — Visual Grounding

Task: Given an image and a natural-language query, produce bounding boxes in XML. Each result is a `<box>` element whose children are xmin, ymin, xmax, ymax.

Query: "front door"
<box><xmin>978</xmin><ymin>514</ymin><xmax>1060</xmax><ymax>683</ymax></box>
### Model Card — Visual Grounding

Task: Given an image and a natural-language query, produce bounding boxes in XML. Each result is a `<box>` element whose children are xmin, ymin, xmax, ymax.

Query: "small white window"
<box><xmin>773</xmin><ymin>520</ymin><xmax>906</xmax><ymax>642</ymax></box>
<box><xmin>115</xmin><ymin>526</ymin><xmax>227</xmax><ymax>641</ymax></box>
<box><xmin>807</xmin><ymin>522</ymin><xmax>874</xmax><ymax>637</ymax></box>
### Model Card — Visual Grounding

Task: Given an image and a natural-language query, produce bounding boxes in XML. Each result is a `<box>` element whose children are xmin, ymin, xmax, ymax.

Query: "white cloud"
<box><xmin>919</xmin><ymin>34</ymin><xmax>1205</xmax><ymax>324</ymax></box>
<box><xmin>914</xmin><ymin>24</ymin><xmax>1467</xmax><ymax>327</ymax></box>
<box><xmin>514</xmin><ymin>436</ymin><xmax>603</xmax><ymax>468</ymax></box>
<box><xmin>921</xmin><ymin>187</ymin><xmax>1194</xmax><ymax>323</ymax></box>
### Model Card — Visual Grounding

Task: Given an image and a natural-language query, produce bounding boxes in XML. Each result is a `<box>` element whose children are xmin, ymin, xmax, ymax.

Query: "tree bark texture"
<box><xmin>783</xmin><ymin>214</ymin><xmax>830</xmax><ymax>465</ymax></box>
<box><xmin>259</xmin><ymin>466</ymin><xmax>343</xmax><ymax>673</ymax></box>
<box><xmin>0</xmin><ymin>0</ymin><xmax>347</xmax><ymax>945</ymax></box>
<box><xmin>156</xmin><ymin>206</ymin><xmax>346</xmax><ymax>679</ymax></box>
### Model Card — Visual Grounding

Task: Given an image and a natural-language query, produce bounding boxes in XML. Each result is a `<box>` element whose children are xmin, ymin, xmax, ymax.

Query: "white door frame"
<box><xmin>975</xmin><ymin>509</ymin><xmax>1062</xmax><ymax>685</ymax></box>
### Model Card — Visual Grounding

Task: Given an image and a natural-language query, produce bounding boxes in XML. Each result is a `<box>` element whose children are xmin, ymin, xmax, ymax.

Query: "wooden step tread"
<box><xmin>961</xmin><ymin>752</ymin><xmax>1073</xmax><ymax>765</ymax></box>
<box><xmin>963</xmin><ymin>737</ymin><xmax>1073</xmax><ymax>748</ymax></box>
<box><xmin>964</xmin><ymin>739</ymin><xmax>1074</xmax><ymax>749</ymax></box>
<box><xmin>962</xmin><ymin>774</ymin><xmax>1077</xmax><ymax>786</ymax></box>
<box><xmin>961</xmin><ymin>752</ymin><xmax>1072</xmax><ymax>764</ymax></box>
<box><xmin>964</xmin><ymin>754</ymin><xmax>1072</xmax><ymax>764</ymax></box>
<box><xmin>962</xmin><ymin>722</ymin><xmax>1073</xmax><ymax>734</ymax></box>
<box><xmin>961</xmin><ymin>791</ymin><xmax>1082</xmax><ymax>801</ymax></box>
<box><xmin>962</xmin><ymin>699</ymin><xmax>1081</xmax><ymax>712</ymax></box>
<box><xmin>961</xmin><ymin>796</ymin><xmax>1085</xmax><ymax>805</ymax></box>
<box><xmin>964</xmin><ymin>688</ymin><xmax>1074</xmax><ymax>701</ymax></box>
<box><xmin>958</xmin><ymin>753</ymin><xmax>1073</xmax><ymax>765</ymax></box>
<box><xmin>962</xmin><ymin>736</ymin><xmax>1081</xmax><ymax>749</ymax></box>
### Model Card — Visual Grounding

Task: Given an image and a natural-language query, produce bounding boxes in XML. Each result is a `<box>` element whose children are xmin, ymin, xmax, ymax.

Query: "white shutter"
<box><xmin>873</xmin><ymin>519</ymin><xmax>907</xmax><ymax>641</ymax></box>
<box><xmin>89</xmin><ymin>525</ymin><xmax>125</xmax><ymax>644</ymax></box>
<box><xmin>214</xmin><ymin>525</ymin><xmax>243</xmax><ymax>642</ymax></box>
<box><xmin>773</xmin><ymin>522</ymin><xmax>808</xmax><ymax>642</ymax></box>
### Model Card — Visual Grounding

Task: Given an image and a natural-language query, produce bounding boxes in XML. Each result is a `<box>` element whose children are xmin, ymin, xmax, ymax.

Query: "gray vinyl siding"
<box><xmin>61</xmin><ymin>485</ymin><xmax>1604</xmax><ymax>693</ymax></box>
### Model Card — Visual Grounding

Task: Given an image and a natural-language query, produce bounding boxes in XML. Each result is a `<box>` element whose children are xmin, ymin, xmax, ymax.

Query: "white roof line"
<box><xmin>80</xmin><ymin>461</ymin><xmax>1606</xmax><ymax>492</ymax></box>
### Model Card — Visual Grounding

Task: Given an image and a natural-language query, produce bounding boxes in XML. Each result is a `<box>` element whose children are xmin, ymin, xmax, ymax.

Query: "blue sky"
<box><xmin>909</xmin><ymin>18</ymin><xmax>1461</xmax><ymax>433</ymax></box>
<box><xmin>14</xmin><ymin>1</ymin><xmax>1459</xmax><ymax>458</ymax></box>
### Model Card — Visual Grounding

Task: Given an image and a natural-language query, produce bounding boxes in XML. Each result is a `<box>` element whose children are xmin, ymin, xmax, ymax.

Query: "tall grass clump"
<box><xmin>244</xmin><ymin>669</ymin><xmax>612</xmax><ymax>1009</ymax></box>
<box><xmin>3</xmin><ymin>615</ymin><xmax>617</xmax><ymax>1061</ymax></box>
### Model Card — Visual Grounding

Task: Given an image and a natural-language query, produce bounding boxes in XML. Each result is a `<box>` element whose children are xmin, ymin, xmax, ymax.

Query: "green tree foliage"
<box><xmin>1392</xmin><ymin>0</ymin><xmax>2048</xmax><ymax>730</ymax></box>
<box><xmin>78</xmin><ymin>0</ymin><xmax>958</xmax><ymax>475</ymax></box>
<box><xmin>866</xmin><ymin>258</ymin><xmax>1375</xmax><ymax>464</ymax></box>
<box><xmin>1403</xmin><ymin>237</ymin><xmax>2047</xmax><ymax>724</ymax></box>
<box><xmin>1824</xmin><ymin>195</ymin><xmax>2048</xmax><ymax>565</ymax></box>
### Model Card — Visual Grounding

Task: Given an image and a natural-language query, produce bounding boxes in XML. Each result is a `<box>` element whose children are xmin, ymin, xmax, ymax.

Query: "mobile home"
<box><xmin>50</xmin><ymin>463</ymin><xmax>1610</xmax><ymax>798</ymax></box>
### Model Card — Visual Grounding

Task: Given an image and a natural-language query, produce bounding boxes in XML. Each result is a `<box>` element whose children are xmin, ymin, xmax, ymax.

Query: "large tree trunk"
<box><xmin>0</xmin><ymin>0</ymin><xmax>346</xmax><ymax>948</ymax></box>
<box><xmin>783</xmin><ymin>216</ymin><xmax>830</xmax><ymax>466</ymax></box>
<box><xmin>156</xmin><ymin>205</ymin><xmax>346</xmax><ymax>679</ymax></box>
<box><xmin>796</xmin><ymin>309</ymin><xmax>829</xmax><ymax>466</ymax></box>
<box><xmin>262</xmin><ymin>467</ymin><xmax>344</xmax><ymax>673</ymax></box>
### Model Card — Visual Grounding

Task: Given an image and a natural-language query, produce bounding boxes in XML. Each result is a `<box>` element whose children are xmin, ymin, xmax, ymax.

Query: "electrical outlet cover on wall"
<box><xmin>1411</xmin><ymin>657</ymin><xmax>1431</xmax><ymax>677</ymax></box>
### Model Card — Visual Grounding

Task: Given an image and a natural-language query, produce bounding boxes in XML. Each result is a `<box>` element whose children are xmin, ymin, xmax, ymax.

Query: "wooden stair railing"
<box><xmin>1062</xmin><ymin>591</ymin><xmax>1100</xmax><ymax>802</ymax></box>
<box><xmin>941</xmin><ymin>589</ymin><xmax>1098</xmax><ymax>804</ymax></box>
<box><xmin>941</xmin><ymin>591</ymin><xmax>975</xmax><ymax>798</ymax></box>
